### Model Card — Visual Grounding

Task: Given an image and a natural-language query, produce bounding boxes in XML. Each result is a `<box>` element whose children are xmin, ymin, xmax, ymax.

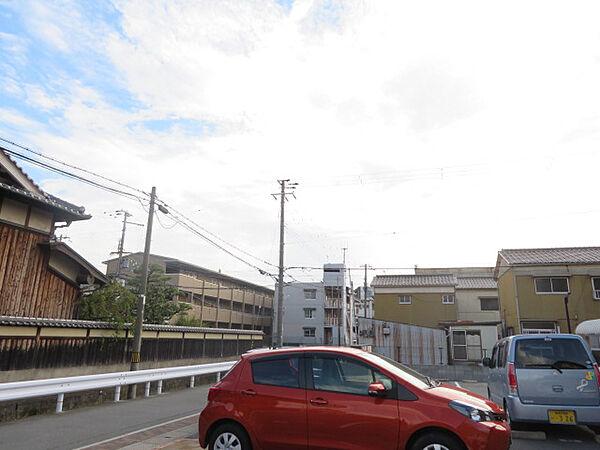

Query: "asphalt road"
<box><xmin>1</xmin><ymin>381</ymin><xmax>598</xmax><ymax>449</ymax></box>
<box><xmin>0</xmin><ymin>386</ymin><xmax>210</xmax><ymax>450</ymax></box>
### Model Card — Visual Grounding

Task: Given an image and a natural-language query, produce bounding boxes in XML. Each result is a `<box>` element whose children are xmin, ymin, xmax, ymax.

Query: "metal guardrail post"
<box><xmin>217</xmin><ymin>372</ymin><xmax>221</xmax><ymax>382</ymax></box>
<box><xmin>114</xmin><ymin>386</ymin><xmax>121</xmax><ymax>402</ymax></box>
<box><xmin>144</xmin><ymin>382</ymin><xmax>151</xmax><ymax>397</ymax></box>
<box><xmin>190</xmin><ymin>376</ymin><xmax>195</xmax><ymax>388</ymax></box>
<box><xmin>56</xmin><ymin>393</ymin><xmax>64</xmax><ymax>413</ymax></box>
<box><xmin>157</xmin><ymin>380</ymin><xmax>163</xmax><ymax>395</ymax></box>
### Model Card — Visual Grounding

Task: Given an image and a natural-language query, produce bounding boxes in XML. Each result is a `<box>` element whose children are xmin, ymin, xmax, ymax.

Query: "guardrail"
<box><xmin>0</xmin><ymin>360</ymin><xmax>236</xmax><ymax>413</ymax></box>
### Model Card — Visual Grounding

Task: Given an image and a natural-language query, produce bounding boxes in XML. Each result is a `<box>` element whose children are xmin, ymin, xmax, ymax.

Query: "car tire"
<box><xmin>208</xmin><ymin>423</ymin><xmax>252</xmax><ymax>450</ymax></box>
<box><xmin>410</xmin><ymin>431</ymin><xmax>465</xmax><ymax>450</ymax></box>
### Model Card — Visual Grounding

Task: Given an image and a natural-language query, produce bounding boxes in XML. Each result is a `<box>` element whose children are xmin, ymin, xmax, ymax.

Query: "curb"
<box><xmin>511</xmin><ymin>430</ymin><xmax>546</xmax><ymax>441</ymax></box>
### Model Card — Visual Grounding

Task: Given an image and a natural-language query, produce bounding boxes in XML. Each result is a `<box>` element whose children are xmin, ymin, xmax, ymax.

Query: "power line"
<box><xmin>0</xmin><ymin>137</ymin><xmax>149</xmax><ymax>197</ymax></box>
<box><xmin>0</xmin><ymin>138</ymin><xmax>278</xmax><ymax>279</ymax></box>
<box><xmin>2</xmin><ymin>146</ymin><xmax>144</xmax><ymax>201</ymax></box>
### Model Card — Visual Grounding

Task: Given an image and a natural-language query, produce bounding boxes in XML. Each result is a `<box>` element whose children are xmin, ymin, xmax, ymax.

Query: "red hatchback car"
<box><xmin>199</xmin><ymin>347</ymin><xmax>510</xmax><ymax>450</ymax></box>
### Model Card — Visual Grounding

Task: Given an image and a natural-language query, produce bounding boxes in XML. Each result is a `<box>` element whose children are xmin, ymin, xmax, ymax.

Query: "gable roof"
<box><xmin>372</xmin><ymin>274</ymin><xmax>456</xmax><ymax>288</ymax></box>
<box><xmin>498</xmin><ymin>247</ymin><xmax>600</xmax><ymax>266</ymax></box>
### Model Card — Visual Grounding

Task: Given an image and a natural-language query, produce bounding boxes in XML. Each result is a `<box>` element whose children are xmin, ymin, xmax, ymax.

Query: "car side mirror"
<box><xmin>368</xmin><ymin>382</ymin><xmax>386</xmax><ymax>397</ymax></box>
<box><xmin>482</xmin><ymin>357</ymin><xmax>491</xmax><ymax>367</ymax></box>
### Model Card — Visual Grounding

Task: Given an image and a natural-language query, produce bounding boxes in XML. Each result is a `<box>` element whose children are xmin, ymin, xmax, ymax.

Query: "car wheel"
<box><xmin>208</xmin><ymin>423</ymin><xmax>251</xmax><ymax>450</ymax></box>
<box><xmin>410</xmin><ymin>431</ymin><xmax>465</xmax><ymax>450</ymax></box>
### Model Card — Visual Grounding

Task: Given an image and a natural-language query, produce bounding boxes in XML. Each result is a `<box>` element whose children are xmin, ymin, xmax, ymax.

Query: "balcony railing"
<box><xmin>324</xmin><ymin>317</ymin><xmax>340</xmax><ymax>326</ymax></box>
<box><xmin>324</xmin><ymin>297</ymin><xmax>342</xmax><ymax>308</ymax></box>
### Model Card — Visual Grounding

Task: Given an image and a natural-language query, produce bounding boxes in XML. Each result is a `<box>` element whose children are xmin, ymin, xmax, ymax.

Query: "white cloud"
<box><xmin>3</xmin><ymin>0</ymin><xmax>600</xmax><ymax>284</ymax></box>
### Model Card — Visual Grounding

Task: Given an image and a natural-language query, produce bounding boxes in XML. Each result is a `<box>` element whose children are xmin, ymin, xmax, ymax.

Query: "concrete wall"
<box><xmin>281</xmin><ymin>282</ymin><xmax>328</xmax><ymax>345</ymax></box>
<box><xmin>409</xmin><ymin>364</ymin><xmax>490</xmax><ymax>382</ymax></box>
<box><xmin>456</xmin><ymin>288</ymin><xmax>500</xmax><ymax>322</ymax></box>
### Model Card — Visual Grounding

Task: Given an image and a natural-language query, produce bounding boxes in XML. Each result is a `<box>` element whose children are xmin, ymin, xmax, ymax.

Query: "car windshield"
<box><xmin>361</xmin><ymin>352</ymin><xmax>431</xmax><ymax>389</ymax></box>
<box><xmin>515</xmin><ymin>338</ymin><xmax>593</xmax><ymax>370</ymax></box>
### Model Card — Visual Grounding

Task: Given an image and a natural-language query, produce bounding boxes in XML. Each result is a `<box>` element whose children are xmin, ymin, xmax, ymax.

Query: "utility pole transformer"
<box><xmin>272</xmin><ymin>179</ymin><xmax>297</xmax><ymax>347</ymax></box>
<box><xmin>128</xmin><ymin>186</ymin><xmax>156</xmax><ymax>399</ymax></box>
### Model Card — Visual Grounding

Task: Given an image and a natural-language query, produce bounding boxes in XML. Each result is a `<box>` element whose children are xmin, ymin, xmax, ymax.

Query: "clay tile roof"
<box><xmin>499</xmin><ymin>247</ymin><xmax>600</xmax><ymax>266</ymax></box>
<box><xmin>371</xmin><ymin>274</ymin><xmax>456</xmax><ymax>288</ymax></box>
<box><xmin>456</xmin><ymin>277</ymin><xmax>497</xmax><ymax>289</ymax></box>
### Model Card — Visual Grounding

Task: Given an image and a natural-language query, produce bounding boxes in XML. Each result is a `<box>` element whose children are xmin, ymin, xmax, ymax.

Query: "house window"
<box><xmin>304</xmin><ymin>327</ymin><xmax>316</xmax><ymax>337</ymax></box>
<box><xmin>592</xmin><ymin>278</ymin><xmax>600</xmax><ymax>300</ymax></box>
<box><xmin>534</xmin><ymin>277</ymin><xmax>569</xmax><ymax>294</ymax></box>
<box><xmin>398</xmin><ymin>295</ymin><xmax>412</xmax><ymax>304</ymax></box>
<box><xmin>442</xmin><ymin>294</ymin><xmax>455</xmax><ymax>304</ymax></box>
<box><xmin>480</xmin><ymin>297</ymin><xmax>499</xmax><ymax>311</ymax></box>
<box><xmin>304</xmin><ymin>289</ymin><xmax>317</xmax><ymax>299</ymax></box>
<box><xmin>304</xmin><ymin>308</ymin><xmax>316</xmax><ymax>319</ymax></box>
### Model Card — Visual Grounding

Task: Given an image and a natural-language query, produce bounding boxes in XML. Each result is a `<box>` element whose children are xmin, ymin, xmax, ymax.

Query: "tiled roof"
<box><xmin>0</xmin><ymin>181</ymin><xmax>90</xmax><ymax>220</ymax></box>
<box><xmin>499</xmin><ymin>247</ymin><xmax>600</xmax><ymax>266</ymax></box>
<box><xmin>372</xmin><ymin>274</ymin><xmax>456</xmax><ymax>288</ymax></box>
<box><xmin>0</xmin><ymin>316</ymin><xmax>263</xmax><ymax>335</ymax></box>
<box><xmin>456</xmin><ymin>277</ymin><xmax>497</xmax><ymax>290</ymax></box>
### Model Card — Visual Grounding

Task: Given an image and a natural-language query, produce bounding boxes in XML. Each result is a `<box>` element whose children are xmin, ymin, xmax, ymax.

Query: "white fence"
<box><xmin>0</xmin><ymin>360</ymin><xmax>236</xmax><ymax>413</ymax></box>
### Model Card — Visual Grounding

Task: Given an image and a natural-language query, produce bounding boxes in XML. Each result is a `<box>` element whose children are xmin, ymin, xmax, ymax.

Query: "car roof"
<box><xmin>242</xmin><ymin>346</ymin><xmax>368</xmax><ymax>359</ymax></box>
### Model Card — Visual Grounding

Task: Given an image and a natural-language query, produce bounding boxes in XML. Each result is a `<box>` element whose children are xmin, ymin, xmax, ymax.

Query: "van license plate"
<box><xmin>548</xmin><ymin>410</ymin><xmax>576</xmax><ymax>424</ymax></box>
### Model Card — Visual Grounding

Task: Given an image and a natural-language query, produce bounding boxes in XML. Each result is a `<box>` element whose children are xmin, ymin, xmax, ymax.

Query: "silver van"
<box><xmin>484</xmin><ymin>334</ymin><xmax>600</xmax><ymax>429</ymax></box>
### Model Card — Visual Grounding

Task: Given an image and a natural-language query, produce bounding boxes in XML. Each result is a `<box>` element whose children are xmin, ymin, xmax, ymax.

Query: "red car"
<box><xmin>199</xmin><ymin>346</ymin><xmax>510</xmax><ymax>450</ymax></box>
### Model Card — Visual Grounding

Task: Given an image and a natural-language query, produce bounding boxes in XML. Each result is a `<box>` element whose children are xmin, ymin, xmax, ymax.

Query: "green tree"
<box><xmin>127</xmin><ymin>264</ymin><xmax>191</xmax><ymax>324</ymax></box>
<box><xmin>78</xmin><ymin>264</ymin><xmax>191</xmax><ymax>326</ymax></box>
<box><xmin>78</xmin><ymin>282</ymin><xmax>137</xmax><ymax>330</ymax></box>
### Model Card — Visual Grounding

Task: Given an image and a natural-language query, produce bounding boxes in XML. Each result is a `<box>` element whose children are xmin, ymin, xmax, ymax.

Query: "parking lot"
<box><xmin>454</xmin><ymin>381</ymin><xmax>600</xmax><ymax>449</ymax></box>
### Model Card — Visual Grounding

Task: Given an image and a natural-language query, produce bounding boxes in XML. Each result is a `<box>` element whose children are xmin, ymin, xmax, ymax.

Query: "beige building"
<box><xmin>495</xmin><ymin>247</ymin><xmax>600</xmax><ymax>335</ymax></box>
<box><xmin>104</xmin><ymin>253</ymin><xmax>273</xmax><ymax>336</ymax></box>
<box><xmin>373</xmin><ymin>268</ymin><xmax>501</xmax><ymax>362</ymax></box>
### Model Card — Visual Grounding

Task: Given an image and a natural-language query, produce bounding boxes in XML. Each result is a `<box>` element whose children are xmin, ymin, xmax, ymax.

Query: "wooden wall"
<box><xmin>0</xmin><ymin>223</ymin><xmax>79</xmax><ymax>318</ymax></box>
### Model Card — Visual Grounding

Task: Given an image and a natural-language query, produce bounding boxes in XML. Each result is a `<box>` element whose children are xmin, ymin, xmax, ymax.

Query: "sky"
<box><xmin>1</xmin><ymin>0</ymin><xmax>600</xmax><ymax>288</ymax></box>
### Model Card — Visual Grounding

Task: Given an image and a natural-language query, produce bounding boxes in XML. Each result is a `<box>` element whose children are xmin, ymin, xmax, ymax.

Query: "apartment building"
<box><xmin>104</xmin><ymin>253</ymin><xmax>273</xmax><ymax>335</ymax></box>
<box><xmin>495</xmin><ymin>247</ymin><xmax>600</xmax><ymax>335</ymax></box>
<box><xmin>279</xmin><ymin>263</ymin><xmax>355</xmax><ymax>346</ymax></box>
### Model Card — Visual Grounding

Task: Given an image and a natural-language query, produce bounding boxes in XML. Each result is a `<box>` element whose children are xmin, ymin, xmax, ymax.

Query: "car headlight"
<box><xmin>449</xmin><ymin>400</ymin><xmax>495</xmax><ymax>422</ymax></box>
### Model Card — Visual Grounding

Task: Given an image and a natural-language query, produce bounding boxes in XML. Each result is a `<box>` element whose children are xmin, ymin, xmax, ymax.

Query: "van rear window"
<box><xmin>515</xmin><ymin>338</ymin><xmax>592</xmax><ymax>370</ymax></box>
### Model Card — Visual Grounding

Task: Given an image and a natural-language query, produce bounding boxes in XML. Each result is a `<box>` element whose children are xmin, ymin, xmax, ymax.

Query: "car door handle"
<box><xmin>241</xmin><ymin>389</ymin><xmax>257</xmax><ymax>396</ymax></box>
<box><xmin>310</xmin><ymin>398</ymin><xmax>328</xmax><ymax>406</ymax></box>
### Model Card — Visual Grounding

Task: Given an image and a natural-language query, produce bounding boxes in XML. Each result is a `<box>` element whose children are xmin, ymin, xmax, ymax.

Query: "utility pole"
<box><xmin>272</xmin><ymin>179</ymin><xmax>297</xmax><ymax>347</ymax></box>
<box><xmin>128</xmin><ymin>187</ymin><xmax>156</xmax><ymax>399</ymax></box>
<box><xmin>109</xmin><ymin>210</ymin><xmax>143</xmax><ymax>279</ymax></box>
<box><xmin>363</xmin><ymin>264</ymin><xmax>369</xmax><ymax>319</ymax></box>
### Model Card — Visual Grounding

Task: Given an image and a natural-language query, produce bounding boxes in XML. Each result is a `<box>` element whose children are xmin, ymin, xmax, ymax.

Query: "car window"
<box><xmin>515</xmin><ymin>338</ymin><xmax>593</xmax><ymax>369</ymax></box>
<box><xmin>251</xmin><ymin>357</ymin><xmax>301</xmax><ymax>388</ymax></box>
<box><xmin>490</xmin><ymin>345</ymin><xmax>498</xmax><ymax>368</ymax></box>
<box><xmin>310</xmin><ymin>356</ymin><xmax>391</xmax><ymax>396</ymax></box>
<box><xmin>497</xmin><ymin>343</ymin><xmax>506</xmax><ymax>368</ymax></box>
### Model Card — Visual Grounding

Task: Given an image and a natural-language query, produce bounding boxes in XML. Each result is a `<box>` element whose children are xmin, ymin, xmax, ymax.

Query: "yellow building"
<box><xmin>373</xmin><ymin>270</ymin><xmax>501</xmax><ymax>361</ymax></box>
<box><xmin>494</xmin><ymin>247</ymin><xmax>600</xmax><ymax>335</ymax></box>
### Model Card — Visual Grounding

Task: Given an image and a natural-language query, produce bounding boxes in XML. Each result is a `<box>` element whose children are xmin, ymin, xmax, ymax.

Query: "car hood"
<box><xmin>427</xmin><ymin>383</ymin><xmax>503</xmax><ymax>413</ymax></box>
